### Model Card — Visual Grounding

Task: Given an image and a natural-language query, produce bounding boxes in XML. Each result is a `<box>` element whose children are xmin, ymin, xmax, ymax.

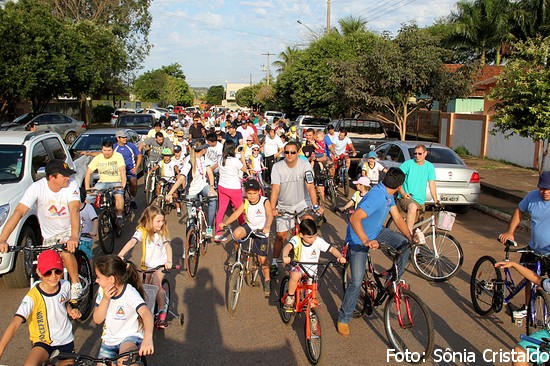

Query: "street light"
<box><xmin>297</xmin><ymin>20</ymin><xmax>319</xmax><ymax>38</ymax></box>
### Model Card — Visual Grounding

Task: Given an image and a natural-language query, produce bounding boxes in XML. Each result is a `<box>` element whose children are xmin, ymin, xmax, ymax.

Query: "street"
<box><xmin>0</xmin><ymin>187</ymin><xmax>533</xmax><ymax>366</ymax></box>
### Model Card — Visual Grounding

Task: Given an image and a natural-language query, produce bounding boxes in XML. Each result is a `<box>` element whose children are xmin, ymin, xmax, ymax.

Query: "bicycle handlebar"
<box><xmin>183</xmin><ymin>195</ymin><xmax>217</xmax><ymax>203</ymax></box>
<box><xmin>277</xmin><ymin>207</ymin><xmax>317</xmax><ymax>218</ymax></box>
<box><xmin>126</xmin><ymin>260</ymin><xmax>180</xmax><ymax>273</ymax></box>
<box><xmin>519</xmin><ymin>334</ymin><xmax>550</xmax><ymax>352</ymax></box>
<box><xmin>276</xmin><ymin>259</ymin><xmax>338</xmax><ymax>280</ymax></box>
<box><xmin>225</xmin><ymin>226</ymin><xmax>267</xmax><ymax>241</ymax></box>
<box><xmin>56</xmin><ymin>349</ymin><xmax>144</xmax><ymax>363</ymax></box>
<box><xmin>8</xmin><ymin>243</ymin><xmax>66</xmax><ymax>253</ymax></box>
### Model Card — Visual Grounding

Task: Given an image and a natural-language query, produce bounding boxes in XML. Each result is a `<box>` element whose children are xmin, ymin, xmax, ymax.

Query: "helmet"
<box><xmin>173</xmin><ymin>145</ymin><xmax>182</xmax><ymax>153</ymax></box>
<box><xmin>291</xmin><ymin>126</ymin><xmax>297</xmax><ymax>132</ymax></box>
<box><xmin>176</xmin><ymin>130</ymin><xmax>184</xmax><ymax>137</ymax></box>
<box><xmin>161</xmin><ymin>148</ymin><xmax>173</xmax><ymax>156</ymax></box>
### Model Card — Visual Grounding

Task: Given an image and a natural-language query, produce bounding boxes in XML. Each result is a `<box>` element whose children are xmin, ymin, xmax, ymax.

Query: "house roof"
<box><xmin>443</xmin><ymin>64</ymin><xmax>504</xmax><ymax>96</ymax></box>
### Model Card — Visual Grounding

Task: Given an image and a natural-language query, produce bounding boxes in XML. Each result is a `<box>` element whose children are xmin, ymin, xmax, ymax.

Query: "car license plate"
<box><xmin>440</xmin><ymin>195</ymin><xmax>459</xmax><ymax>202</ymax></box>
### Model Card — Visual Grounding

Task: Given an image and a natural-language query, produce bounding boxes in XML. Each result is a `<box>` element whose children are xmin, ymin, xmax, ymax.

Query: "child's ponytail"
<box><xmin>124</xmin><ymin>261</ymin><xmax>145</xmax><ymax>300</ymax></box>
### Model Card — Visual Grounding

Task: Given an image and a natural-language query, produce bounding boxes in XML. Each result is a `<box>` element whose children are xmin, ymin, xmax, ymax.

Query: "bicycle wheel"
<box><xmin>305</xmin><ymin>306</ymin><xmax>323</xmax><ymax>365</ymax></box>
<box><xmin>97</xmin><ymin>208</ymin><xmax>115</xmax><ymax>254</ymax></box>
<box><xmin>342</xmin><ymin>168</ymin><xmax>349</xmax><ymax>197</ymax></box>
<box><xmin>342</xmin><ymin>263</ymin><xmax>370</xmax><ymax>318</ymax></box>
<box><xmin>199</xmin><ymin>211</ymin><xmax>208</xmax><ymax>255</ymax></box>
<box><xmin>384</xmin><ymin>289</ymin><xmax>434</xmax><ymax>364</ymax></box>
<box><xmin>527</xmin><ymin>289</ymin><xmax>550</xmax><ymax>335</ymax></box>
<box><xmin>412</xmin><ymin>232</ymin><xmax>464</xmax><ymax>282</ymax></box>
<box><xmin>278</xmin><ymin>275</ymin><xmax>296</xmax><ymax>325</ymax></box>
<box><xmin>326</xmin><ymin>180</ymin><xmax>338</xmax><ymax>211</ymax></box>
<box><xmin>246</xmin><ymin>255</ymin><xmax>260</xmax><ymax>287</ymax></box>
<box><xmin>186</xmin><ymin>227</ymin><xmax>200</xmax><ymax>278</ymax></box>
<box><xmin>145</xmin><ymin>174</ymin><xmax>156</xmax><ymax>206</ymax></box>
<box><xmin>160</xmin><ymin>279</ymin><xmax>171</xmax><ymax>317</ymax></box>
<box><xmin>470</xmin><ymin>256</ymin><xmax>501</xmax><ymax>316</ymax></box>
<box><xmin>123</xmin><ymin>187</ymin><xmax>131</xmax><ymax>216</ymax></box>
<box><xmin>227</xmin><ymin>267</ymin><xmax>243</xmax><ymax>317</ymax></box>
<box><xmin>75</xmin><ymin>250</ymin><xmax>94</xmax><ymax>321</ymax></box>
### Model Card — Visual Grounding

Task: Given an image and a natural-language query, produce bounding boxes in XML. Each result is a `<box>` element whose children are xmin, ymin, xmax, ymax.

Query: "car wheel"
<box><xmin>65</xmin><ymin>132</ymin><xmax>78</xmax><ymax>145</ymax></box>
<box><xmin>4</xmin><ymin>226</ymin><xmax>37</xmax><ymax>288</ymax></box>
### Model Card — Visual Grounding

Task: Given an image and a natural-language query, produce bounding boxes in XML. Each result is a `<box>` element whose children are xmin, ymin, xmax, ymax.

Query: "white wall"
<box><xmin>440</xmin><ymin>116</ymin><xmax>448</xmax><ymax>145</ymax></box>
<box><xmin>486</xmin><ymin>122</ymin><xmax>536</xmax><ymax>167</ymax></box>
<box><xmin>451</xmin><ymin>118</ymin><xmax>483</xmax><ymax>156</ymax></box>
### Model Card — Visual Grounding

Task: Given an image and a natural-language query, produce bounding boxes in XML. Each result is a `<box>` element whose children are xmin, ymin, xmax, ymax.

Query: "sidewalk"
<box><xmin>462</xmin><ymin>156</ymin><xmax>540</xmax><ymax>232</ymax></box>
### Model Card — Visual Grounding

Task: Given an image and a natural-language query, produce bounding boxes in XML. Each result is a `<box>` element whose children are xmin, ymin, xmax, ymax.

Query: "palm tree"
<box><xmin>510</xmin><ymin>0</ymin><xmax>550</xmax><ymax>40</ymax></box>
<box><xmin>272</xmin><ymin>46</ymin><xmax>300</xmax><ymax>74</ymax></box>
<box><xmin>337</xmin><ymin>15</ymin><xmax>368</xmax><ymax>36</ymax></box>
<box><xmin>447</xmin><ymin>0</ymin><xmax>511</xmax><ymax>65</ymax></box>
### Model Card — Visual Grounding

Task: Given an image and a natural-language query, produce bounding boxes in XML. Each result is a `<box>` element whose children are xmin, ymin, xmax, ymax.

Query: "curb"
<box><xmin>472</xmin><ymin>202</ymin><xmax>531</xmax><ymax>234</ymax></box>
<box><xmin>480</xmin><ymin>182</ymin><xmax>524</xmax><ymax>204</ymax></box>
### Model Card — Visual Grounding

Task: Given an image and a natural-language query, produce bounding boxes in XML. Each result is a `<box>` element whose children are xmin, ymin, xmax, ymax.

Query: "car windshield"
<box><xmin>266</xmin><ymin>112</ymin><xmax>283</xmax><ymax>117</ymax></box>
<box><xmin>408</xmin><ymin>147</ymin><xmax>464</xmax><ymax>165</ymax></box>
<box><xmin>72</xmin><ymin>134</ymin><xmax>116</xmax><ymax>151</ymax></box>
<box><xmin>302</xmin><ymin>117</ymin><xmax>330</xmax><ymax>126</ymax></box>
<box><xmin>339</xmin><ymin>119</ymin><xmax>384</xmax><ymax>135</ymax></box>
<box><xmin>117</xmin><ymin>115</ymin><xmax>152</xmax><ymax>127</ymax></box>
<box><xmin>0</xmin><ymin>145</ymin><xmax>25</xmax><ymax>183</ymax></box>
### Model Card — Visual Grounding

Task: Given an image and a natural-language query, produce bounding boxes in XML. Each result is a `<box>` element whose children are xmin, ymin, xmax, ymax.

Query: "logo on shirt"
<box><xmin>48</xmin><ymin>205</ymin><xmax>67</xmax><ymax>217</ymax></box>
<box><xmin>115</xmin><ymin>306</ymin><xmax>126</xmax><ymax>319</ymax></box>
<box><xmin>311</xmin><ymin>250</ymin><xmax>317</xmax><ymax>256</ymax></box>
<box><xmin>60</xmin><ymin>295</ymin><xmax>66</xmax><ymax>303</ymax></box>
<box><xmin>255</xmin><ymin>209</ymin><xmax>262</xmax><ymax>215</ymax></box>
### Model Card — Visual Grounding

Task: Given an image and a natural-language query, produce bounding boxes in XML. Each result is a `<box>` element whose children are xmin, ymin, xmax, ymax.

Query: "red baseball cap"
<box><xmin>37</xmin><ymin>250</ymin><xmax>64</xmax><ymax>274</ymax></box>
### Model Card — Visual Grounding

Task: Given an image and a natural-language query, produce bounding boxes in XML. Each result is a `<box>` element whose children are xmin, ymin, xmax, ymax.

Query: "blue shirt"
<box><xmin>113</xmin><ymin>143</ymin><xmax>141</xmax><ymax>171</ymax></box>
<box><xmin>519</xmin><ymin>190</ymin><xmax>550</xmax><ymax>253</ymax></box>
<box><xmin>324</xmin><ymin>135</ymin><xmax>333</xmax><ymax>157</ymax></box>
<box><xmin>345</xmin><ymin>183</ymin><xmax>395</xmax><ymax>245</ymax></box>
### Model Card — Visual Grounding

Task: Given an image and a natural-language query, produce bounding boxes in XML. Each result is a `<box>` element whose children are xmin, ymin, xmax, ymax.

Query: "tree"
<box><xmin>489</xmin><ymin>36</ymin><xmax>550</xmax><ymax>172</ymax></box>
<box><xmin>272</xmin><ymin>47</ymin><xmax>301</xmax><ymax>74</ymax></box>
<box><xmin>447</xmin><ymin>0</ymin><xmax>511</xmax><ymax>65</ymax></box>
<box><xmin>510</xmin><ymin>0</ymin><xmax>550</xmax><ymax>41</ymax></box>
<box><xmin>132</xmin><ymin>63</ymin><xmax>193</xmax><ymax>106</ymax></box>
<box><xmin>336</xmin><ymin>15</ymin><xmax>368</xmax><ymax>36</ymax></box>
<box><xmin>235</xmin><ymin>86</ymin><xmax>258</xmax><ymax>108</ymax></box>
<box><xmin>205</xmin><ymin>85</ymin><xmax>225</xmax><ymax>106</ymax></box>
<box><xmin>331</xmin><ymin>24</ymin><xmax>472</xmax><ymax>140</ymax></box>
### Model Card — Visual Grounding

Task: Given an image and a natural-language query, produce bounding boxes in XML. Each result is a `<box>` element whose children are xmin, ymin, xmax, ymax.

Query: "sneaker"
<box><xmin>214</xmin><ymin>234</ymin><xmax>227</xmax><ymax>243</ymax></box>
<box><xmin>205</xmin><ymin>227</ymin><xmax>213</xmax><ymax>238</ymax></box>
<box><xmin>337</xmin><ymin>322</ymin><xmax>350</xmax><ymax>336</ymax></box>
<box><xmin>130</xmin><ymin>201</ymin><xmax>137</xmax><ymax>209</ymax></box>
<box><xmin>513</xmin><ymin>305</ymin><xmax>527</xmax><ymax>318</ymax></box>
<box><xmin>70</xmin><ymin>282</ymin><xmax>83</xmax><ymax>301</ymax></box>
<box><xmin>284</xmin><ymin>294</ymin><xmax>295</xmax><ymax>311</ymax></box>
<box><xmin>270</xmin><ymin>264</ymin><xmax>278</xmax><ymax>278</ymax></box>
<box><xmin>263</xmin><ymin>280</ymin><xmax>271</xmax><ymax>298</ymax></box>
<box><xmin>177</xmin><ymin>211</ymin><xmax>182</xmax><ymax>218</ymax></box>
<box><xmin>156</xmin><ymin>320</ymin><xmax>170</xmax><ymax>329</ymax></box>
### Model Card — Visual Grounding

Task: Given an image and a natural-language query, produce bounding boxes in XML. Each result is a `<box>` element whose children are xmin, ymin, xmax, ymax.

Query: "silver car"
<box><xmin>374</xmin><ymin>141</ymin><xmax>480</xmax><ymax>213</ymax></box>
<box><xmin>1</xmin><ymin>112</ymin><xmax>86</xmax><ymax>144</ymax></box>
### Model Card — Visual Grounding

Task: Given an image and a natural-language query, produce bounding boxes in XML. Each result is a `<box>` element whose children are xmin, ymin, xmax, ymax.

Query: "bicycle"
<box><xmin>332</xmin><ymin>152</ymin><xmax>356</xmax><ymax>197</ymax></box>
<box><xmin>225</xmin><ymin>226</ymin><xmax>268</xmax><ymax>317</ymax></box>
<box><xmin>278</xmin><ymin>259</ymin><xmax>338</xmax><ymax>365</ymax></box>
<box><xmin>144</xmin><ymin>159</ymin><xmax>160</xmax><ymax>207</ymax></box>
<box><xmin>277</xmin><ymin>207</ymin><xmax>317</xmax><ymax>236</ymax></box>
<box><xmin>8</xmin><ymin>243</ymin><xmax>94</xmax><ymax>321</ymax></box>
<box><xmin>319</xmin><ymin>165</ymin><xmax>337</xmax><ymax>211</ymax></box>
<box><xmin>126</xmin><ymin>261</ymin><xmax>184</xmax><ymax>329</ymax></box>
<box><xmin>470</xmin><ymin>239</ymin><xmax>550</xmax><ymax>335</ymax></box>
<box><xmin>155</xmin><ymin>178</ymin><xmax>180</xmax><ymax>215</ymax></box>
<box><xmin>386</xmin><ymin>204</ymin><xmax>463</xmax><ymax>282</ymax></box>
<box><xmin>45</xmin><ymin>349</ymin><xmax>147</xmax><ymax>366</ymax></box>
<box><xmin>183</xmin><ymin>195</ymin><xmax>216</xmax><ymax>278</ymax></box>
<box><xmin>92</xmin><ymin>188</ymin><xmax>122</xmax><ymax>254</ymax></box>
<box><xmin>342</xmin><ymin>242</ymin><xmax>435</xmax><ymax>363</ymax></box>
<box><xmin>518</xmin><ymin>333</ymin><xmax>550</xmax><ymax>365</ymax></box>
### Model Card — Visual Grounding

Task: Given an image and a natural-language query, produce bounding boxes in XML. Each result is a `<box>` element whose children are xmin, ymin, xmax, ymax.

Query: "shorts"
<box><xmin>79</xmin><ymin>235</ymin><xmax>93</xmax><ymax>259</ymax></box>
<box><xmin>275</xmin><ymin>203</ymin><xmax>309</xmax><ymax>233</ymax></box>
<box><xmin>290</xmin><ymin>264</ymin><xmax>317</xmax><ymax>278</ymax></box>
<box><xmin>518</xmin><ymin>329</ymin><xmax>550</xmax><ymax>365</ymax></box>
<box><xmin>98</xmin><ymin>335</ymin><xmax>142</xmax><ymax>359</ymax></box>
<box><xmin>33</xmin><ymin>341</ymin><xmax>74</xmax><ymax>357</ymax></box>
<box><xmin>397</xmin><ymin>197</ymin><xmax>425</xmax><ymax>213</ymax></box>
<box><xmin>86</xmin><ymin>182</ymin><xmax>124</xmax><ymax>203</ymax></box>
<box><xmin>314</xmin><ymin>153</ymin><xmax>325</xmax><ymax>159</ymax></box>
<box><xmin>242</xmin><ymin>223</ymin><xmax>268</xmax><ymax>257</ymax></box>
<box><xmin>126</xmin><ymin>169</ymin><xmax>137</xmax><ymax>179</ymax></box>
<box><xmin>520</xmin><ymin>249</ymin><xmax>550</xmax><ymax>276</ymax></box>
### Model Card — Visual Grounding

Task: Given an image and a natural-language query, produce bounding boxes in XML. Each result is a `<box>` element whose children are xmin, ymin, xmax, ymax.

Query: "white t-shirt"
<box><xmin>363</xmin><ymin>161</ymin><xmax>386</xmax><ymax>184</ymax></box>
<box><xmin>16</xmin><ymin>280</ymin><xmax>73</xmax><ymax>346</ymax></box>
<box><xmin>95</xmin><ymin>284</ymin><xmax>146</xmax><ymax>346</ymax></box>
<box><xmin>250</xmin><ymin>155</ymin><xmax>263</xmax><ymax>172</ymax></box>
<box><xmin>80</xmin><ymin>203</ymin><xmax>98</xmax><ymax>235</ymax></box>
<box><xmin>263</xmin><ymin>134</ymin><xmax>284</xmax><ymax>157</ymax></box>
<box><xmin>289</xmin><ymin>235</ymin><xmax>331</xmax><ymax>276</ymax></box>
<box><xmin>327</xmin><ymin>132</ymin><xmax>338</xmax><ymax>144</ymax></box>
<box><xmin>20</xmin><ymin>178</ymin><xmax>80</xmax><ymax>240</ymax></box>
<box><xmin>334</xmin><ymin>136</ymin><xmax>352</xmax><ymax>155</ymax></box>
<box><xmin>218</xmin><ymin>157</ymin><xmax>243</xmax><ymax>190</ymax></box>
<box><xmin>180</xmin><ymin>156</ymin><xmax>208</xmax><ymax>195</ymax></box>
<box><xmin>245</xmin><ymin>197</ymin><xmax>268</xmax><ymax>230</ymax></box>
<box><xmin>205</xmin><ymin>143</ymin><xmax>223</xmax><ymax>168</ymax></box>
<box><xmin>237</xmin><ymin>126</ymin><xmax>254</xmax><ymax>142</ymax></box>
<box><xmin>158</xmin><ymin>159</ymin><xmax>178</xmax><ymax>180</ymax></box>
<box><xmin>132</xmin><ymin>230</ymin><xmax>170</xmax><ymax>268</ymax></box>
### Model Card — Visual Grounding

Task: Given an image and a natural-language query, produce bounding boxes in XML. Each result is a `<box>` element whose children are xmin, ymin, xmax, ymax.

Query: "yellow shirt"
<box><xmin>88</xmin><ymin>152</ymin><xmax>125</xmax><ymax>183</ymax></box>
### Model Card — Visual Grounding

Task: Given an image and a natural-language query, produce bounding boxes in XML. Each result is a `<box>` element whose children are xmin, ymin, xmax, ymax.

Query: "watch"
<box><xmin>313</xmin><ymin>204</ymin><xmax>320</xmax><ymax>210</ymax></box>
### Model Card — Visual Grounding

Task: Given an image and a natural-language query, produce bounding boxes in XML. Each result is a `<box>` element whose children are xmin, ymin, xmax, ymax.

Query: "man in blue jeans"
<box><xmin>337</xmin><ymin>167</ymin><xmax>413</xmax><ymax>336</ymax></box>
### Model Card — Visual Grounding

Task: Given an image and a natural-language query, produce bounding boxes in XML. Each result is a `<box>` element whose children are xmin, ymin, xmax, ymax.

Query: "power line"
<box><xmin>356</xmin><ymin>0</ymin><xmax>397</xmax><ymax>17</ymax></box>
<box><xmin>365</xmin><ymin>0</ymin><xmax>416</xmax><ymax>23</ymax></box>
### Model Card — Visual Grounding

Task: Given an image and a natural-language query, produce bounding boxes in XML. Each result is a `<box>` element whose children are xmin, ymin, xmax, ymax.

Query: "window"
<box><xmin>386</xmin><ymin>145</ymin><xmax>404</xmax><ymax>163</ymax></box>
<box><xmin>31</xmin><ymin>141</ymin><xmax>49</xmax><ymax>181</ymax></box>
<box><xmin>43</xmin><ymin>137</ymin><xmax>67</xmax><ymax>160</ymax></box>
<box><xmin>0</xmin><ymin>145</ymin><xmax>25</xmax><ymax>183</ymax></box>
<box><xmin>407</xmin><ymin>147</ymin><xmax>463</xmax><ymax>165</ymax></box>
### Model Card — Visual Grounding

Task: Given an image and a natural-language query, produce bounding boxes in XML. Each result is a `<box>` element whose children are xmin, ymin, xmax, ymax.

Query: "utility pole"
<box><xmin>261</xmin><ymin>52</ymin><xmax>275</xmax><ymax>85</ymax></box>
<box><xmin>326</xmin><ymin>0</ymin><xmax>331</xmax><ymax>34</ymax></box>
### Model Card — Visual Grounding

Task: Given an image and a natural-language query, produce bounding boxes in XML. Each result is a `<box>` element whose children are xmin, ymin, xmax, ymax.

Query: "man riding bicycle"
<box><xmin>0</xmin><ymin>160</ymin><xmax>83</xmax><ymax>300</ymax></box>
<box><xmin>332</xmin><ymin>128</ymin><xmax>357</xmax><ymax>175</ymax></box>
<box><xmin>113</xmin><ymin>130</ymin><xmax>142</xmax><ymax>209</ymax></box>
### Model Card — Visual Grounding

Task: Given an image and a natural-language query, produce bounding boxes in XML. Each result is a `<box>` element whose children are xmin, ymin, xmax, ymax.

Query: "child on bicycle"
<box><xmin>0</xmin><ymin>250</ymin><xmax>81</xmax><ymax>366</ymax></box>
<box><xmin>93</xmin><ymin>254</ymin><xmax>154</xmax><ymax>360</ymax></box>
<box><xmin>219</xmin><ymin>179</ymin><xmax>273</xmax><ymax>297</ymax></box>
<box><xmin>282</xmin><ymin>219</ymin><xmax>346</xmax><ymax>311</ymax></box>
<box><xmin>338</xmin><ymin>177</ymin><xmax>371</xmax><ymax>213</ymax></box>
<box><xmin>118</xmin><ymin>205</ymin><xmax>173</xmax><ymax>328</ymax></box>
<box><xmin>79</xmin><ymin>189</ymin><xmax>98</xmax><ymax>267</ymax></box>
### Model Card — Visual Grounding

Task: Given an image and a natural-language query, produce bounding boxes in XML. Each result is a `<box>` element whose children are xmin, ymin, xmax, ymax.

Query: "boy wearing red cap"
<box><xmin>0</xmin><ymin>250</ymin><xmax>81</xmax><ymax>365</ymax></box>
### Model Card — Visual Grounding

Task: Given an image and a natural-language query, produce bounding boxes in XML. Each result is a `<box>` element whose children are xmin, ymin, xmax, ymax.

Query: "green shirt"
<box><xmin>399</xmin><ymin>159</ymin><xmax>436</xmax><ymax>205</ymax></box>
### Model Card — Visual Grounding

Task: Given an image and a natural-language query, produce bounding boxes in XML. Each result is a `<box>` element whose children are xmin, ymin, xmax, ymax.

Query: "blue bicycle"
<box><xmin>470</xmin><ymin>239</ymin><xmax>550</xmax><ymax>334</ymax></box>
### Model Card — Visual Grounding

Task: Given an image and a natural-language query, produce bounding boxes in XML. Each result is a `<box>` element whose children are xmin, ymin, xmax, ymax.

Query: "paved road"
<box><xmin>0</xmin><ymin>188</ymin><xmax>533</xmax><ymax>366</ymax></box>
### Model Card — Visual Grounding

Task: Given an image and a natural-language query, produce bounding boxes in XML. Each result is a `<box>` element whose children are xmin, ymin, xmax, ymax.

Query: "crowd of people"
<box><xmin>2</xmin><ymin>107</ymin><xmax>550</xmax><ymax>365</ymax></box>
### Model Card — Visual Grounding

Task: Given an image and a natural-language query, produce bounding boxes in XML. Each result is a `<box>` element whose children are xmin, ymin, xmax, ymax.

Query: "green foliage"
<box><xmin>92</xmin><ymin>104</ymin><xmax>115</xmax><ymax>123</ymax></box>
<box><xmin>133</xmin><ymin>63</ymin><xmax>193</xmax><ymax>106</ymax></box>
<box><xmin>206</xmin><ymin>85</ymin><xmax>225</xmax><ymax>105</ymax></box>
<box><xmin>235</xmin><ymin>86</ymin><xmax>257</xmax><ymax>108</ymax></box>
<box><xmin>454</xmin><ymin>146</ymin><xmax>470</xmax><ymax>156</ymax></box>
<box><xmin>489</xmin><ymin>36</ymin><xmax>550</xmax><ymax>171</ymax></box>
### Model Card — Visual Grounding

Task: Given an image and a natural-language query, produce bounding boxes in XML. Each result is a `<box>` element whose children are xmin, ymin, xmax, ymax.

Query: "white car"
<box><xmin>146</xmin><ymin>108</ymin><xmax>169</xmax><ymax>122</ymax></box>
<box><xmin>264</xmin><ymin>111</ymin><xmax>285</xmax><ymax>124</ymax></box>
<box><xmin>110</xmin><ymin>108</ymin><xmax>135</xmax><ymax>126</ymax></box>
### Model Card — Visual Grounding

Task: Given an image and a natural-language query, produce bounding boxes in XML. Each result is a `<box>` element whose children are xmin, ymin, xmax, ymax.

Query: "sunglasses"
<box><xmin>43</xmin><ymin>269</ymin><xmax>63</xmax><ymax>277</ymax></box>
<box><xmin>414</xmin><ymin>152</ymin><xmax>425</xmax><ymax>155</ymax></box>
<box><xmin>118</xmin><ymin>136</ymin><xmax>127</xmax><ymax>139</ymax></box>
<box><xmin>252</xmin><ymin>149</ymin><xmax>259</xmax><ymax>151</ymax></box>
<box><xmin>284</xmin><ymin>151</ymin><xmax>298</xmax><ymax>155</ymax></box>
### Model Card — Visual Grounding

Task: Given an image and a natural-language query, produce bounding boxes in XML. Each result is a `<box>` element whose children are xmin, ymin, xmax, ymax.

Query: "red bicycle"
<box><xmin>277</xmin><ymin>259</ymin><xmax>337</xmax><ymax>365</ymax></box>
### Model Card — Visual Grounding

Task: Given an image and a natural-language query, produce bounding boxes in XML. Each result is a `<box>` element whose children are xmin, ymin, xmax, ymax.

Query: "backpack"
<box><xmin>138</xmin><ymin>227</ymin><xmax>149</xmax><ymax>270</ymax></box>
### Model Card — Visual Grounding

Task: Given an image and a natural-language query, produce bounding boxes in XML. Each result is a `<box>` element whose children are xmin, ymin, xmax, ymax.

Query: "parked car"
<box><xmin>0</xmin><ymin>131</ymin><xmax>78</xmax><ymax>288</ymax></box>
<box><xmin>110</xmin><ymin>108</ymin><xmax>135</xmax><ymax>126</ymax></box>
<box><xmin>332</xmin><ymin>118</ymin><xmax>387</xmax><ymax>139</ymax></box>
<box><xmin>69</xmin><ymin>128</ymin><xmax>144</xmax><ymax>185</ymax></box>
<box><xmin>374</xmin><ymin>141</ymin><xmax>480</xmax><ymax>212</ymax></box>
<box><xmin>264</xmin><ymin>111</ymin><xmax>285</xmax><ymax>124</ymax></box>
<box><xmin>295</xmin><ymin>116</ymin><xmax>331</xmax><ymax>139</ymax></box>
<box><xmin>115</xmin><ymin>113</ymin><xmax>154</xmax><ymax>140</ymax></box>
<box><xmin>0</xmin><ymin>112</ymin><xmax>86</xmax><ymax>144</ymax></box>
<box><xmin>146</xmin><ymin>108</ymin><xmax>169</xmax><ymax>122</ymax></box>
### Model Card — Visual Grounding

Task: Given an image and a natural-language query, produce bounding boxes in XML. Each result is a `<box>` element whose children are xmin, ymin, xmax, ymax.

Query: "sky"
<box><xmin>141</xmin><ymin>0</ymin><xmax>459</xmax><ymax>88</ymax></box>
